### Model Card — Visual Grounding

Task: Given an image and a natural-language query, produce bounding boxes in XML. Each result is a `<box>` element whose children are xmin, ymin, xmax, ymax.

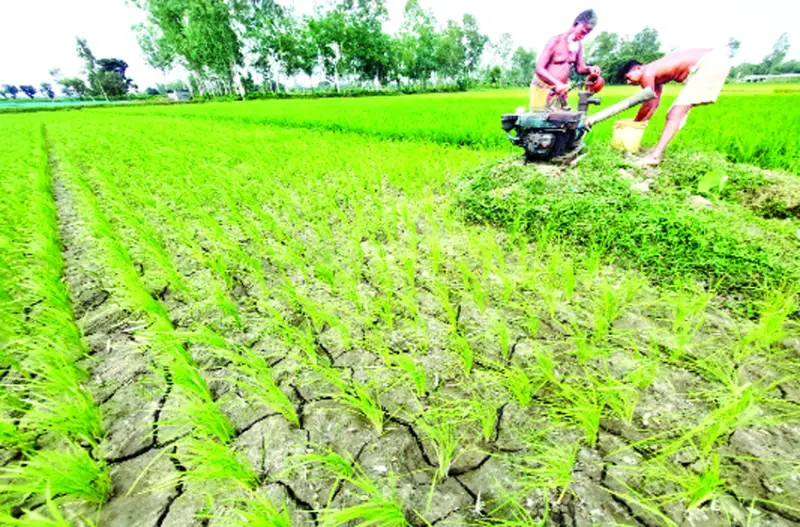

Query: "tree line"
<box><xmin>728</xmin><ymin>33</ymin><xmax>800</xmax><ymax>78</ymax></box>
<box><xmin>2</xmin><ymin>2</ymin><xmax>797</xmax><ymax>101</ymax></box>
<box><xmin>1</xmin><ymin>38</ymin><xmax>136</xmax><ymax>101</ymax></box>
<box><xmin>131</xmin><ymin>0</ymin><xmax>543</xmax><ymax>96</ymax></box>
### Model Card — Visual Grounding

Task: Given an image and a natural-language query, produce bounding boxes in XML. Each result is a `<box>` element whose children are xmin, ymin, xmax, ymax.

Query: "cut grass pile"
<box><xmin>0</xmin><ymin>85</ymin><xmax>798</xmax><ymax>526</ymax></box>
<box><xmin>455</xmin><ymin>149</ymin><xmax>800</xmax><ymax>312</ymax></box>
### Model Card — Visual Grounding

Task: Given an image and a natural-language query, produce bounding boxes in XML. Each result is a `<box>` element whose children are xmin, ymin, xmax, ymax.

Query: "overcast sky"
<box><xmin>1</xmin><ymin>0</ymin><xmax>798</xmax><ymax>89</ymax></box>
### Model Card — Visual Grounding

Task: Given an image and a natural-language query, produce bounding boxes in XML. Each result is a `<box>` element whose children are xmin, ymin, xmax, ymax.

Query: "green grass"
<box><xmin>455</xmin><ymin>150</ymin><xmax>800</xmax><ymax>311</ymax></box>
<box><xmin>108</xmin><ymin>84</ymin><xmax>800</xmax><ymax>174</ymax></box>
<box><xmin>0</xmin><ymin>119</ymin><xmax>109</xmax><ymax>520</ymax></box>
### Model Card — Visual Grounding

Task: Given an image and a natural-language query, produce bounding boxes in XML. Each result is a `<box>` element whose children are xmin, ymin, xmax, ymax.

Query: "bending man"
<box><xmin>620</xmin><ymin>48</ymin><xmax>731</xmax><ymax>166</ymax></box>
<box><xmin>532</xmin><ymin>9</ymin><xmax>601</xmax><ymax>110</ymax></box>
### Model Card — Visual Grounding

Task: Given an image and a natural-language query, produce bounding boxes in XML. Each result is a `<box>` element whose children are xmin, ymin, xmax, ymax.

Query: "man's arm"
<box><xmin>535</xmin><ymin>37</ymin><xmax>568</xmax><ymax>92</ymax></box>
<box><xmin>634</xmin><ymin>75</ymin><xmax>662</xmax><ymax>121</ymax></box>
<box><xmin>575</xmin><ymin>45</ymin><xmax>600</xmax><ymax>75</ymax></box>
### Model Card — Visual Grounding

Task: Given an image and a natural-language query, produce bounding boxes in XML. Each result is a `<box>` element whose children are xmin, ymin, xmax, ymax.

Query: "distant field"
<box><xmin>1</xmin><ymin>86</ymin><xmax>799</xmax><ymax>526</ymax></box>
<box><xmin>110</xmin><ymin>83</ymin><xmax>800</xmax><ymax>174</ymax></box>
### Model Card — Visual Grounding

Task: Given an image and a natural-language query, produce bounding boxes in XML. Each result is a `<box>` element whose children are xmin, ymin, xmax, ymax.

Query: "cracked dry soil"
<box><xmin>21</xmin><ymin>127</ymin><xmax>799</xmax><ymax>527</ymax></box>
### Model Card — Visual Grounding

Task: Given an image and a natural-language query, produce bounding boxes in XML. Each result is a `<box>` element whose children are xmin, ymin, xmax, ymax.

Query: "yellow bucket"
<box><xmin>611</xmin><ymin>119</ymin><xmax>647</xmax><ymax>152</ymax></box>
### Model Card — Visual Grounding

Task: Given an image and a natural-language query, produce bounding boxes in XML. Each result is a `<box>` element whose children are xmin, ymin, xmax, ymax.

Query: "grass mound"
<box><xmin>455</xmin><ymin>148</ymin><xmax>800</xmax><ymax>311</ymax></box>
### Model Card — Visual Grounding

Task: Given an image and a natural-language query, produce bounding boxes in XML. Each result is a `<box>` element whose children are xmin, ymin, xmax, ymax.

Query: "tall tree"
<box><xmin>134</xmin><ymin>23</ymin><xmax>176</xmax><ymax>77</ymax></box>
<box><xmin>727</xmin><ymin>38</ymin><xmax>741</xmax><ymax>59</ymax></box>
<box><xmin>507</xmin><ymin>46</ymin><xmax>537</xmax><ymax>86</ymax></box>
<box><xmin>2</xmin><ymin>85</ymin><xmax>19</xmax><ymax>99</ymax></box>
<box><xmin>308</xmin><ymin>9</ymin><xmax>349</xmax><ymax>91</ymax></box>
<box><xmin>40</xmin><ymin>83</ymin><xmax>55</xmax><ymax>99</ymax></box>
<box><xmin>461</xmin><ymin>14</ymin><xmax>488</xmax><ymax>82</ymax></box>
<box><xmin>60</xmin><ymin>78</ymin><xmax>89</xmax><ymax>98</ymax></box>
<box><xmin>435</xmin><ymin>20</ymin><xmax>465</xmax><ymax>82</ymax></box>
<box><xmin>492</xmin><ymin>33</ymin><xmax>514</xmax><ymax>69</ymax></box>
<box><xmin>133</xmin><ymin>0</ymin><xmax>243</xmax><ymax>95</ymax></box>
<box><xmin>19</xmin><ymin>85</ymin><xmax>37</xmax><ymax>99</ymax></box>
<box><xmin>763</xmin><ymin>33</ymin><xmax>790</xmax><ymax>73</ymax></box>
<box><xmin>74</xmin><ymin>38</ymin><xmax>135</xmax><ymax>99</ymax></box>
<box><xmin>588</xmin><ymin>28</ymin><xmax>663</xmax><ymax>83</ymax></box>
<box><xmin>398</xmin><ymin>0</ymin><xmax>438</xmax><ymax>84</ymax></box>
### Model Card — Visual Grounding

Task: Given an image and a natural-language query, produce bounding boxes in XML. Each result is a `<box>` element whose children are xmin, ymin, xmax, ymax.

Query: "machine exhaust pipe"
<box><xmin>584</xmin><ymin>87</ymin><xmax>656</xmax><ymax>128</ymax></box>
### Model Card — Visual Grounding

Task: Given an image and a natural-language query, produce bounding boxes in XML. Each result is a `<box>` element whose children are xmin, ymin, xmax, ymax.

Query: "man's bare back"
<box><xmin>620</xmin><ymin>48</ymin><xmax>731</xmax><ymax>165</ymax></box>
<box><xmin>638</xmin><ymin>49</ymin><xmax>713</xmax><ymax>88</ymax></box>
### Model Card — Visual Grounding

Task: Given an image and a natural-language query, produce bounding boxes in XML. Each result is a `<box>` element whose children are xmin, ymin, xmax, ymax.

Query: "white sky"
<box><xmin>1</xmin><ymin>0</ymin><xmax>798</xmax><ymax>89</ymax></box>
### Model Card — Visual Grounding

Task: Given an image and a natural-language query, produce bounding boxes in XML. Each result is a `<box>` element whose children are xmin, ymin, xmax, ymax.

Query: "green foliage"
<box><xmin>507</xmin><ymin>47</ymin><xmax>537</xmax><ymax>87</ymax></box>
<box><xmin>1</xmin><ymin>84</ymin><xmax>19</xmax><ymax>99</ymax></box>
<box><xmin>3</xmin><ymin>85</ymin><xmax>799</xmax><ymax>525</ymax></box>
<box><xmin>587</xmin><ymin>27</ymin><xmax>664</xmax><ymax>83</ymax></box>
<box><xmin>455</xmin><ymin>153</ymin><xmax>800</xmax><ymax>305</ymax></box>
<box><xmin>19</xmin><ymin>85</ymin><xmax>37</xmax><ymax>99</ymax></box>
<box><xmin>39</xmin><ymin>83</ymin><xmax>55</xmax><ymax>99</ymax></box>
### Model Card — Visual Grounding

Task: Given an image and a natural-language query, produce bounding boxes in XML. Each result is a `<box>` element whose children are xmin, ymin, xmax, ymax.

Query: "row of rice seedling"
<box><xmin>43</xmin><ymin>134</ymin><xmax>276</xmax><ymax>523</ymax></box>
<box><xmin>38</xmin><ymin>110</ymin><xmax>800</xmax><ymax>524</ymax></box>
<box><xmin>0</xmin><ymin>119</ymin><xmax>109</xmax><ymax>523</ymax></box>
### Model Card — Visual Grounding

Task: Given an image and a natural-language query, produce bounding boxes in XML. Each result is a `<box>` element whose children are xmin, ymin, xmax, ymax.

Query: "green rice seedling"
<box><xmin>743</xmin><ymin>288</ymin><xmax>796</xmax><ymax>352</ymax></box>
<box><xmin>17</xmin><ymin>348</ymin><xmax>103</xmax><ymax>448</ymax></box>
<box><xmin>501</xmin><ymin>365</ymin><xmax>536</xmax><ymax>408</ymax></box>
<box><xmin>312</xmin><ymin>454</ymin><xmax>409</xmax><ymax>526</ymax></box>
<box><xmin>231</xmin><ymin>347</ymin><xmax>299</xmax><ymax>427</ymax></box>
<box><xmin>624</xmin><ymin>358</ymin><xmax>659</xmax><ymax>390</ymax></box>
<box><xmin>599</xmin><ymin>478</ymin><xmax>677</xmax><ymax>527</ymax></box>
<box><xmin>317</xmin><ymin>368</ymin><xmax>386</xmax><ymax>434</ymax></box>
<box><xmin>465</xmin><ymin>398</ymin><xmax>500</xmax><ymax>442</ymax></box>
<box><xmin>522</xmin><ymin>307</ymin><xmax>540</xmax><ymax>339</ymax></box>
<box><xmin>451</xmin><ymin>333</ymin><xmax>474</xmax><ymax>376</ymax></box>
<box><xmin>0</xmin><ymin>443</ymin><xmax>111</xmax><ymax>507</ymax></box>
<box><xmin>318</xmin><ymin>498</ymin><xmax>408</xmax><ymax>527</ymax></box>
<box><xmin>167</xmin><ymin>353</ymin><xmax>235</xmax><ymax>443</ymax></box>
<box><xmin>392</xmin><ymin>355</ymin><xmax>427</xmax><ymax>398</ymax></box>
<box><xmin>534</xmin><ymin>347</ymin><xmax>557</xmax><ymax>385</ymax></box>
<box><xmin>572</xmin><ymin>332</ymin><xmax>607</xmax><ymax>364</ymax></box>
<box><xmin>0</xmin><ymin>418</ymin><xmax>30</xmax><ymax>453</ymax></box>
<box><xmin>225</xmin><ymin>489</ymin><xmax>292</xmax><ymax>527</ymax></box>
<box><xmin>513</xmin><ymin>438</ymin><xmax>579</xmax><ymax>505</ymax></box>
<box><xmin>289</xmin><ymin>449</ymin><xmax>358</xmax><ymax>507</ymax></box>
<box><xmin>685</xmin><ymin>454</ymin><xmax>726</xmax><ymax>510</ymax></box>
<box><xmin>695</xmin><ymin>384</ymin><xmax>760</xmax><ymax>453</ymax></box>
<box><xmin>458</xmin><ymin>260</ymin><xmax>487</xmax><ymax>313</ymax></box>
<box><xmin>432</xmin><ymin>279</ymin><xmax>459</xmax><ymax>330</ymax></box>
<box><xmin>0</xmin><ymin>484</ymin><xmax>96</xmax><ymax>527</ymax></box>
<box><xmin>176</xmin><ymin>438</ymin><xmax>259</xmax><ymax>490</ymax></box>
<box><xmin>414</xmin><ymin>408</ymin><xmax>465</xmax><ymax>488</ymax></box>
<box><xmin>480</xmin><ymin>488</ymin><xmax>548</xmax><ymax>526</ymax></box>
<box><xmin>538</xmin><ymin>280</ymin><xmax>559</xmax><ymax>321</ymax></box>
<box><xmin>591</xmin><ymin>278</ymin><xmax>640</xmax><ymax>343</ymax></box>
<box><xmin>547</xmin><ymin>248</ymin><xmax>577</xmax><ymax>301</ymax></box>
<box><xmin>597</xmin><ymin>378</ymin><xmax>638</xmax><ymax>425</ymax></box>
<box><xmin>491</xmin><ymin>319</ymin><xmax>512</xmax><ymax>360</ymax></box>
<box><xmin>292</xmin><ymin>449</ymin><xmax>409</xmax><ymax>525</ymax></box>
<box><xmin>558</xmin><ymin>387</ymin><xmax>601</xmax><ymax>447</ymax></box>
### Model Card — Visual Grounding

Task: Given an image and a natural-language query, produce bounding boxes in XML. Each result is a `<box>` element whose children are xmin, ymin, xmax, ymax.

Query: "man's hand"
<box><xmin>589</xmin><ymin>65</ymin><xmax>602</xmax><ymax>76</ymax></box>
<box><xmin>554</xmin><ymin>82</ymin><xmax>570</xmax><ymax>97</ymax></box>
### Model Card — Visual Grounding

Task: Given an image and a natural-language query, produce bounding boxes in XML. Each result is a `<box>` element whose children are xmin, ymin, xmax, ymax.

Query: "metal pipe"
<box><xmin>585</xmin><ymin>87</ymin><xmax>656</xmax><ymax>128</ymax></box>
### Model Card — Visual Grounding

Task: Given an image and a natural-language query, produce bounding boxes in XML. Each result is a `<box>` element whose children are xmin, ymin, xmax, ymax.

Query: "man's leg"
<box><xmin>638</xmin><ymin>104</ymin><xmax>691</xmax><ymax>166</ymax></box>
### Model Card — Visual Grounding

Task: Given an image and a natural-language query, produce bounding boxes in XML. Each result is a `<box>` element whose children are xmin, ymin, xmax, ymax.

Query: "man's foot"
<box><xmin>636</xmin><ymin>154</ymin><xmax>661</xmax><ymax>167</ymax></box>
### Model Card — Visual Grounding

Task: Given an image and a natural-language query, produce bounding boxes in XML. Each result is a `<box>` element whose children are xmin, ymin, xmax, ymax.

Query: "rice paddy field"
<box><xmin>1</xmin><ymin>84</ymin><xmax>799</xmax><ymax>526</ymax></box>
